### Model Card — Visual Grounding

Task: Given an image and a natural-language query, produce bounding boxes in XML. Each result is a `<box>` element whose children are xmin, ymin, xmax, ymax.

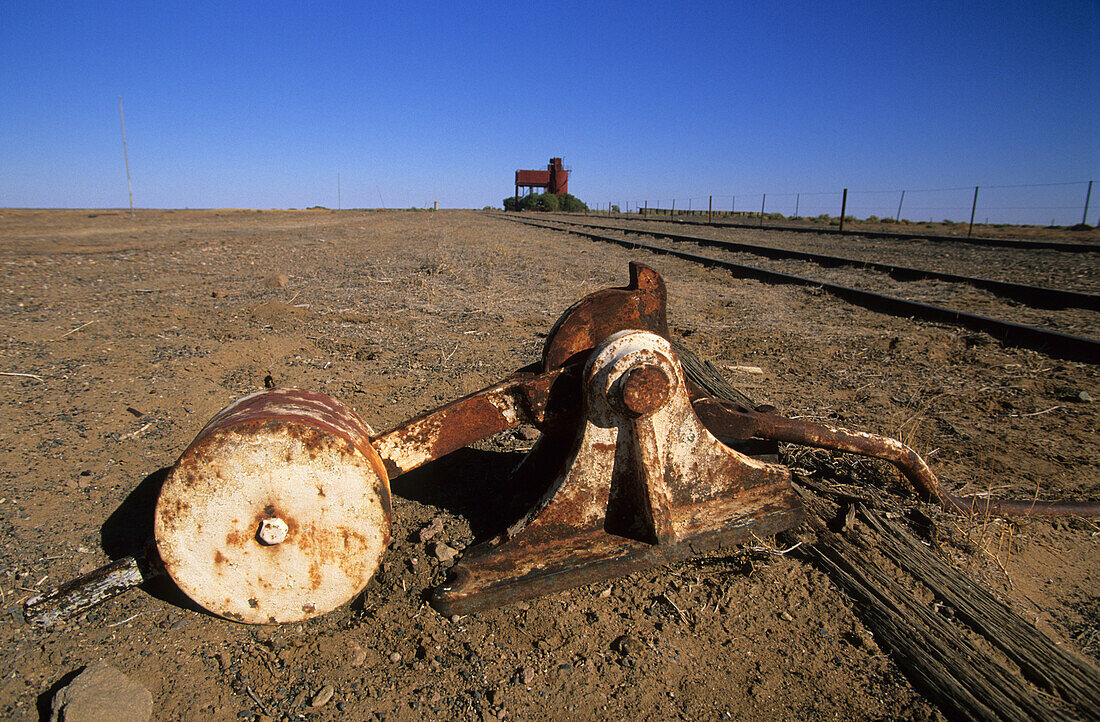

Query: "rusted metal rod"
<box><xmin>693</xmin><ymin>398</ymin><xmax>1100</xmax><ymax>518</ymax></box>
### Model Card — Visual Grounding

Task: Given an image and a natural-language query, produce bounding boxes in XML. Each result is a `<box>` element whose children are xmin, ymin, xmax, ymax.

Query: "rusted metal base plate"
<box><xmin>154</xmin><ymin>389</ymin><xmax>391</xmax><ymax>624</ymax></box>
<box><xmin>432</xmin><ymin>491</ymin><xmax>801</xmax><ymax>616</ymax></box>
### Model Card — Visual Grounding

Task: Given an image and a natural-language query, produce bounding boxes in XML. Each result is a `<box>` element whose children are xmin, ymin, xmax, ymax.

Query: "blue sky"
<box><xmin>2</xmin><ymin>1</ymin><xmax>1098</xmax><ymax>222</ymax></box>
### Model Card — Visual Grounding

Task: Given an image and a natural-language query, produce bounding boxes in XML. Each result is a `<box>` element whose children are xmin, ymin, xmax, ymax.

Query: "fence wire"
<box><xmin>612</xmin><ymin>180</ymin><xmax>1096</xmax><ymax>227</ymax></box>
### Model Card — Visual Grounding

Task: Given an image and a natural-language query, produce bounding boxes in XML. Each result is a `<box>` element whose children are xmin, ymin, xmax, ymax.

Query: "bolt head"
<box><xmin>619</xmin><ymin>365</ymin><xmax>671</xmax><ymax>416</ymax></box>
<box><xmin>257</xmin><ymin>517</ymin><xmax>289</xmax><ymax>545</ymax></box>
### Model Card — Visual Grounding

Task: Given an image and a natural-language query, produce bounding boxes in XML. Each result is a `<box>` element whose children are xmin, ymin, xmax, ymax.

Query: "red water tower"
<box><xmin>515</xmin><ymin>157</ymin><xmax>570</xmax><ymax>199</ymax></box>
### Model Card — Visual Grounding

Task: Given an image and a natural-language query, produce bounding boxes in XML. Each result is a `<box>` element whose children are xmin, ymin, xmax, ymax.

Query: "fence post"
<box><xmin>839</xmin><ymin>188</ymin><xmax>848</xmax><ymax>232</ymax></box>
<box><xmin>1084</xmin><ymin>180</ymin><xmax>1094</xmax><ymax>225</ymax></box>
<box><xmin>968</xmin><ymin>186</ymin><xmax>979</xmax><ymax>238</ymax></box>
<box><xmin>760</xmin><ymin>194</ymin><xmax>766</xmax><ymax>227</ymax></box>
<box><xmin>708</xmin><ymin>195</ymin><xmax>713</xmax><ymax>222</ymax></box>
<box><xmin>671</xmin><ymin>199</ymin><xmax>675</xmax><ymax>217</ymax></box>
<box><xmin>896</xmin><ymin>190</ymin><xmax>905</xmax><ymax>221</ymax></box>
<box><xmin>644</xmin><ymin>200</ymin><xmax>648</xmax><ymax>217</ymax></box>
<box><xmin>794</xmin><ymin>193</ymin><xmax>799</xmax><ymax>217</ymax></box>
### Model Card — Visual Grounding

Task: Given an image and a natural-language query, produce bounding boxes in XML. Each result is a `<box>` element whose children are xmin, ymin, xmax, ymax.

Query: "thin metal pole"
<box><xmin>708</xmin><ymin>195</ymin><xmax>712</xmax><ymax>222</ymax></box>
<box><xmin>118</xmin><ymin>96</ymin><xmax>134</xmax><ymax>219</ymax></box>
<box><xmin>839</xmin><ymin>188</ymin><xmax>848</xmax><ymax>232</ymax></box>
<box><xmin>794</xmin><ymin>193</ymin><xmax>799</xmax><ymax>217</ymax></box>
<box><xmin>760</xmin><ymin>193</ymin><xmax>766</xmax><ymax>227</ymax></box>
<box><xmin>732</xmin><ymin>196</ymin><xmax>735</xmax><ymax>215</ymax></box>
<box><xmin>644</xmin><ymin>200</ymin><xmax>648</xmax><ymax>217</ymax></box>
<box><xmin>896</xmin><ymin>190</ymin><xmax>905</xmax><ymax>221</ymax></box>
<box><xmin>1083</xmin><ymin>180</ymin><xmax>1093</xmax><ymax>225</ymax></box>
<box><xmin>671</xmin><ymin>198</ymin><xmax>675</xmax><ymax>217</ymax></box>
<box><xmin>968</xmin><ymin>186</ymin><xmax>979</xmax><ymax>238</ymax></box>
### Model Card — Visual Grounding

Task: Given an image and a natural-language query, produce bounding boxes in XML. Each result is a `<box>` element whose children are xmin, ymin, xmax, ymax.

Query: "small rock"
<box><xmin>350</xmin><ymin>646</ymin><xmax>368</xmax><ymax>667</ymax></box>
<box><xmin>311</xmin><ymin>685</ymin><xmax>334</xmax><ymax>708</ymax></box>
<box><xmin>598</xmin><ymin>587</ymin><xmax>612</xmax><ymax>599</ymax></box>
<box><xmin>521</xmin><ymin>667</ymin><xmax>535</xmax><ymax>685</ymax></box>
<box><xmin>780</xmin><ymin>611</ymin><xmax>794</xmax><ymax>622</ymax></box>
<box><xmin>216</xmin><ymin>651</ymin><xmax>233</xmax><ymax>671</ymax></box>
<box><xmin>513</xmin><ymin>426</ymin><xmax>540</xmax><ymax>441</ymax></box>
<box><xmin>389</xmin><ymin>652</ymin><xmax>402</xmax><ymax>664</ymax></box>
<box><xmin>431</xmin><ymin>542</ymin><xmax>458</xmax><ymax>564</ymax></box>
<box><xmin>418</xmin><ymin>517</ymin><xmax>444</xmax><ymax>543</ymax></box>
<box><xmin>1078</xmin><ymin>391</ymin><xmax>1093</xmax><ymax>403</ymax></box>
<box><xmin>261</xmin><ymin>273</ymin><xmax>289</xmax><ymax>289</ymax></box>
<box><xmin>50</xmin><ymin>661</ymin><xmax>153</xmax><ymax>722</ymax></box>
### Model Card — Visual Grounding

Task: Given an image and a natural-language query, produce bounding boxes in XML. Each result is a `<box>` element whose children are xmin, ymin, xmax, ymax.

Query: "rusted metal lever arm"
<box><xmin>694</xmin><ymin>398</ymin><xmax>1100</xmax><ymax>518</ymax></box>
<box><xmin>371</xmin><ymin>367</ymin><xmax>576</xmax><ymax>479</ymax></box>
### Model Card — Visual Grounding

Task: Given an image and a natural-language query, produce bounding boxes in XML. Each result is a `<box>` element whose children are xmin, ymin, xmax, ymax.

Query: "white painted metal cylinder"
<box><xmin>154</xmin><ymin>388</ymin><xmax>391</xmax><ymax>624</ymax></box>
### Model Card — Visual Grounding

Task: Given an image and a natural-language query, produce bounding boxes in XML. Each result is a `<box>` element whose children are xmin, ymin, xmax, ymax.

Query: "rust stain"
<box><xmin>308</xmin><ymin>562</ymin><xmax>322</xmax><ymax>591</ymax></box>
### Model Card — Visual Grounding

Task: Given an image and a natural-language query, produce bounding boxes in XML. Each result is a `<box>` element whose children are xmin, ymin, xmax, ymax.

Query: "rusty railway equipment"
<box><xmin>24</xmin><ymin>262</ymin><xmax>1100</xmax><ymax>628</ymax></box>
<box><xmin>504</xmin><ymin>216</ymin><xmax>1100</xmax><ymax>363</ymax></box>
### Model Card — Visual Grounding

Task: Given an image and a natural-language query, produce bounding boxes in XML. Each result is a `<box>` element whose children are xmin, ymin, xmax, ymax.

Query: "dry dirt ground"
<box><xmin>0</xmin><ymin>209</ymin><xmax>1096</xmax><ymax>720</ymax></box>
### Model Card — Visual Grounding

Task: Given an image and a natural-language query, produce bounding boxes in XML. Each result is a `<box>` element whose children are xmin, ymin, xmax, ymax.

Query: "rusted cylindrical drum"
<box><xmin>154</xmin><ymin>388</ymin><xmax>391</xmax><ymax>624</ymax></box>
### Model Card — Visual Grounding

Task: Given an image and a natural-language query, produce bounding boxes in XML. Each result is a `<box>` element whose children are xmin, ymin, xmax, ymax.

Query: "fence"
<box><xmin>594</xmin><ymin>180</ymin><xmax>1097</xmax><ymax>229</ymax></box>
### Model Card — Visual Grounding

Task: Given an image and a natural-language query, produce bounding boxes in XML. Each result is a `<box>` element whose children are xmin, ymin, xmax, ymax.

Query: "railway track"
<box><xmin>547</xmin><ymin>212</ymin><xmax>1100</xmax><ymax>253</ymax></box>
<box><xmin>498</xmin><ymin>214</ymin><xmax>1100</xmax><ymax>364</ymax></box>
<box><xmin>534</xmin><ymin>217</ymin><xmax>1099</xmax><ymax>311</ymax></box>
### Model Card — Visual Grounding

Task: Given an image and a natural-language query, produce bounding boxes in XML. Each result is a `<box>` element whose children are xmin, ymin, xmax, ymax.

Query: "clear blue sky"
<box><xmin>2</xmin><ymin>1</ymin><xmax>1098</xmax><ymax>223</ymax></box>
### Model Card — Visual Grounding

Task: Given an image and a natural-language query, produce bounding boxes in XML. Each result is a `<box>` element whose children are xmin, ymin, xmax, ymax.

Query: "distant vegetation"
<box><xmin>503</xmin><ymin>192</ymin><xmax>588</xmax><ymax>213</ymax></box>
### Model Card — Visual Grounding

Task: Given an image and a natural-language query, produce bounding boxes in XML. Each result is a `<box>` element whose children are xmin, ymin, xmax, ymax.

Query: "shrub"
<box><xmin>503</xmin><ymin>192</ymin><xmax>588</xmax><ymax>212</ymax></box>
<box><xmin>557</xmin><ymin>193</ymin><xmax>588</xmax><ymax>212</ymax></box>
<box><xmin>539</xmin><ymin>193</ymin><xmax>560</xmax><ymax>212</ymax></box>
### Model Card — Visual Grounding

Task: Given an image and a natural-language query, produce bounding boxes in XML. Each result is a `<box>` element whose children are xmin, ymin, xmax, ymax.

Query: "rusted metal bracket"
<box><xmin>429</xmin><ymin>331</ymin><xmax>803</xmax><ymax>616</ymax></box>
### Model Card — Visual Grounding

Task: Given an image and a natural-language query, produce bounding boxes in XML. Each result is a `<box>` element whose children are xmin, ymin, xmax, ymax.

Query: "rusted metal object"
<box><xmin>542</xmin><ymin>261</ymin><xmax>668</xmax><ymax>370</ymax></box>
<box><xmin>371</xmin><ymin>368</ymin><xmax>574</xmax><ymax>478</ymax></box>
<box><xmin>154</xmin><ymin>388</ymin><xmax>392</xmax><ymax>624</ymax></box>
<box><xmin>693</xmin><ymin>397</ymin><xmax>1100</xmax><ymax>518</ymax></box>
<box><xmin>430</xmin><ymin>331</ymin><xmax>804</xmax><ymax>616</ymax></box>
<box><xmin>33</xmin><ymin>261</ymin><xmax>1095</xmax><ymax>628</ymax></box>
